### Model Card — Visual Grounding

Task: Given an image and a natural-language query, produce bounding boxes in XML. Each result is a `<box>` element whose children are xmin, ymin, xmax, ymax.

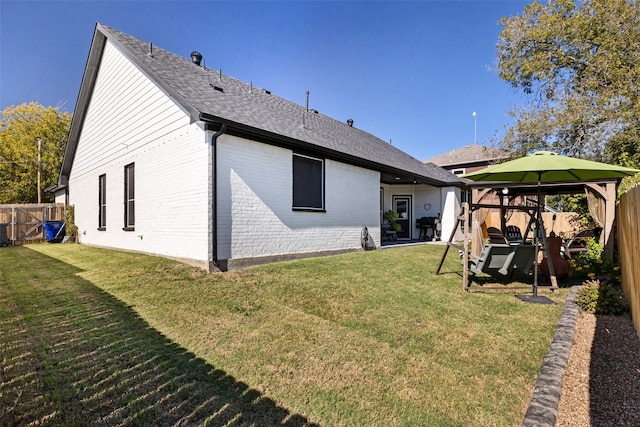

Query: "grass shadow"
<box><xmin>589</xmin><ymin>313</ymin><xmax>640</xmax><ymax>426</ymax></box>
<box><xmin>0</xmin><ymin>246</ymin><xmax>318</xmax><ymax>426</ymax></box>
<box><xmin>465</xmin><ymin>270</ymin><xmax>578</xmax><ymax>291</ymax></box>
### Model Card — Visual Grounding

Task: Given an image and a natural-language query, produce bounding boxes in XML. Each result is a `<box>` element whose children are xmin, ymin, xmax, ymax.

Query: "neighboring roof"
<box><xmin>44</xmin><ymin>183</ymin><xmax>63</xmax><ymax>193</ymax></box>
<box><xmin>61</xmin><ymin>24</ymin><xmax>461</xmax><ymax>187</ymax></box>
<box><xmin>425</xmin><ymin>143</ymin><xmax>510</xmax><ymax>169</ymax></box>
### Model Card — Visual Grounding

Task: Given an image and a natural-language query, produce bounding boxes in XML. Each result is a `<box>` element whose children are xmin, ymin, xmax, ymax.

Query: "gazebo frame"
<box><xmin>436</xmin><ymin>179</ymin><xmax>619</xmax><ymax>292</ymax></box>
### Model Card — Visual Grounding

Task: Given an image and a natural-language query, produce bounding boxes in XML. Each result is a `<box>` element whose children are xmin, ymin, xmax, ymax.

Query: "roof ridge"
<box><xmin>98</xmin><ymin>23</ymin><xmax>357</xmax><ymax>131</ymax></box>
<box><xmin>85</xmin><ymin>23</ymin><xmax>462</xmax><ymax>186</ymax></box>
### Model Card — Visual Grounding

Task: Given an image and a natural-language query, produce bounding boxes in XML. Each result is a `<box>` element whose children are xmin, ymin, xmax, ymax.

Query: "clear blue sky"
<box><xmin>1</xmin><ymin>0</ymin><xmax>530</xmax><ymax>161</ymax></box>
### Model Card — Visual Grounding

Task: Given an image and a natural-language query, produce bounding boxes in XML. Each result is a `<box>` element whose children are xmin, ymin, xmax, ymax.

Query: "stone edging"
<box><xmin>522</xmin><ymin>285</ymin><xmax>581</xmax><ymax>427</ymax></box>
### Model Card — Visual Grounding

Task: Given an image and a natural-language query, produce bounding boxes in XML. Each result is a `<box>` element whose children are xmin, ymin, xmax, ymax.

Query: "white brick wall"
<box><xmin>68</xmin><ymin>40</ymin><xmax>211</xmax><ymax>267</ymax></box>
<box><xmin>440</xmin><ymin>186</ymin><xmax>462</xmax><ymax>240</ymax></box>
<box><xmin>54</xmin><ymin>191</ymin><xmax>66</xmax><ymax>205</ymax></box>
<box><xmin>216</xmin><ymin>134</ymin><xmax>381</xmax><ymax>262</ymax></box>
<box><xmin>67</xmin><ymin>39</ymin><xmax>458</xmax><ymax>270</ymax></box>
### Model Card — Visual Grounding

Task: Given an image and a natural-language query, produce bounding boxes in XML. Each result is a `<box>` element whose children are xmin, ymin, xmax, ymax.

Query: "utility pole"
<box><xmin>37</xmin><ymin>138</ymin><xmax>42</xmax><ymax>204</ymax></box>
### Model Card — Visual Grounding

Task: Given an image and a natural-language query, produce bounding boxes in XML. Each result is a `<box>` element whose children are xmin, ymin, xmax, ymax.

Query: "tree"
<box><xmin>496</xmin><ymin>0</ymin><xmax>640</xmax><ymax>167</ymax></box>
<box><xmin>0</xmin><ymin>102</ymin><xmax>71</xmax><ymax>203</ymax></box>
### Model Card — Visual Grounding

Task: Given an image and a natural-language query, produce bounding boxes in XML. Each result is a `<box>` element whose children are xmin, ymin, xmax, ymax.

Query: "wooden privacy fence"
<box><xmin>485</xmin><ymin>211</ymin><xmax>581</xmax><ymax>239</ymax></box>
<box><xmin>618</xmin><ymin>185</ymin><xmax>640</xmax><ymax>338</ymax></box>
<box><xmin>0</xmin><ymin>204</ymin><xmax>65</xmax><ymax>245</ymax></box>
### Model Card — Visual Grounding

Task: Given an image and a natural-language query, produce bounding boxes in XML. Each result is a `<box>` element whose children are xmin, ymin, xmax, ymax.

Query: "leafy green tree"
<box><xmin>0</xmin><ymin>102</ymin><xmax>71</xmax><ymax>203</ymax></box>
<box><xmin>497</xmin><ymin>0</ymin><xmax>640</xmax><ymax>168</ymax></box>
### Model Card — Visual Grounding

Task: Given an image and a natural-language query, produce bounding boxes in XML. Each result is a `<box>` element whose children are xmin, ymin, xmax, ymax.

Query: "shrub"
<box><xmin>575</xmin><ymin>280</ymin><xmax>628</xmax><ymax>315</ymax></box>
<box><xmin>568</xmin><ymin>238</ymin><xmax>620</xmax><ymax>284</ymax></box>
<box><xmin>64</xmin><ymin>204</ymin><xmax>78</xmax><ymax>240</ymax></box>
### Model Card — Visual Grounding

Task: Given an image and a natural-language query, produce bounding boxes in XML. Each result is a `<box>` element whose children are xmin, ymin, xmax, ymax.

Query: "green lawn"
<box><xmin>0</xmin><ymin>244</ymin><xmax>568</xmax><ymax>426</ymax></box>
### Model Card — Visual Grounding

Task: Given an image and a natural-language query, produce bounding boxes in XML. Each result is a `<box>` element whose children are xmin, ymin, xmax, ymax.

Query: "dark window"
<box><xmin>98</xmin><ymin>174</ymin><xmax>106</xmax><ymax>229</ymax></box>
<box><xmin>461</xmin><ymin>189</ymin><xmax>470</xmax><ymax>204</ymax></box>
<box><xmin>293</xmin><ymin>154</ymin><xmax>324</xmax><ymax>211</ymax></box>
<box><xmin>380</xmin><ymin>187</ymin><xmax>384</xmax><ymax>224</ymax></box>
<box><xmin>124</xmin><ymin>163</ymin><xmax>135</xmax><ymax>229</ymax></box>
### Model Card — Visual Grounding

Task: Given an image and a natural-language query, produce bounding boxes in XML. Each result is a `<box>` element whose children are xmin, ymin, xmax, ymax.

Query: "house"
<box><xmin>55</xmin><ymin>23</ymin><xmax>464</xmax><ymax>271</ymax></box>
<box><xmin>424</xmin><ymin>143</ymin><xmax>510</xmax><ymax>176</ymax></box>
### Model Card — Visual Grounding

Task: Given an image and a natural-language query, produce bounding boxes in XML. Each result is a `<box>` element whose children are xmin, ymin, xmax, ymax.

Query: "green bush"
<box><xmin>568</xmin><ymin>238</ymin><xmax>620</xmax><ymax>284</ymax></box>
<box><xmin>64</xmin><ymin>204</ymin><xmax>78</xmax><ymax>240</ymax></box>
<box><xmin>575</xmin><ymin>280</ymin><xmax>628</xmax><ymax>315</ymax></box>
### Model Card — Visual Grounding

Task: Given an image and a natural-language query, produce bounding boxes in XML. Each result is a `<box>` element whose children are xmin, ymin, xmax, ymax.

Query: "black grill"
<box><xmin>416</xmin><ymin>216</ymin><xmax>440</xmax><ymax>240</ymax></box>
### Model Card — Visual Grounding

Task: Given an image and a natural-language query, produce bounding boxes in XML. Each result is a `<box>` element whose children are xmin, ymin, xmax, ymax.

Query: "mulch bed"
<box><xmin>556</xmin><ymin>311</ymin><xmax>640</xmax><ymax>426</ymax></box>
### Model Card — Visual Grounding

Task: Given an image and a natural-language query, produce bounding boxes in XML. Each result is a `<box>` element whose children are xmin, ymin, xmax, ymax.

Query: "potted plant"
<box><xmin>383</xmin><ymin>210</ymin><xmax>402</xmax><ymax>232</ymax></box>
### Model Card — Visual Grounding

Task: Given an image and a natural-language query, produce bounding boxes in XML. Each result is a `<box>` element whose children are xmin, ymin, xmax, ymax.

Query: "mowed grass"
<box><xmin>0</xmin><ymin>243</ymin><xmax>568</xmax><ymax>426</ymax></box>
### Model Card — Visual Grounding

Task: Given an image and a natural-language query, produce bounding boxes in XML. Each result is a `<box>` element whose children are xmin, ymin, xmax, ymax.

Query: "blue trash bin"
<box><xmin>43</xmin><ymin>221</ymin><xmax>65</xmax><ymax>242</ymax></box>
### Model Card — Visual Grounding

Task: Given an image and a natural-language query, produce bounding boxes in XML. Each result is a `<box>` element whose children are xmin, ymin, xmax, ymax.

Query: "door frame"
<box><xmin>392</xmin><ymin>195</ymin><xmax>412</xmax><ymax>240</ymax></box>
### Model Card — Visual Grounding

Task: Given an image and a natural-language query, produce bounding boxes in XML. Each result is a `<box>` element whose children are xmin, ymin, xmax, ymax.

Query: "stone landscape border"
<box><xmin>522</xmin><ymin>286</ymin><xmax>580</xmax><ymax>426</ymax></box>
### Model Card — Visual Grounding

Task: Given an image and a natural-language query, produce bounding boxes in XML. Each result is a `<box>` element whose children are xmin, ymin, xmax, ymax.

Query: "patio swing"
<box><xmin>435</xmin><ymin>198</ymin><xmax>541</xmax><ymax>292</ymax></box>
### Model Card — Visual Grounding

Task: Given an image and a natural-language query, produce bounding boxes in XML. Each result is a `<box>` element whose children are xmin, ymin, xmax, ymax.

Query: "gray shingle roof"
<box><xmin>425</xmin><ymin>143</ymin><xmax>510</xmax><ymax>168</ymax></box>
<box><xmin>64</xmin><ymin>24</ymin><xmax>461</xmax><ymax>187</ymax></box>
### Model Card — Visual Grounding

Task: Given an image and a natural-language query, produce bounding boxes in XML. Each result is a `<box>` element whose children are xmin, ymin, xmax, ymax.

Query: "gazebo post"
<box><xmin>462</xmin><ymin>206</ymin><xmax>470</xmax><ymax>291</ymax></box>
<box><xmin>538</xmin><ymin>228</ymin><xmax>559</xmax><ymax>290</ymax></box>
<box><xmin>602</xmin><ymin>182</ymin><xmax>616</xmax><ymax>259</ymax></box>
<box><xmin>603</xmin><ymin>181</ymin><xmax>616</xmax><ymax>259</ymax></box>
<box><xmin>470</xmin><ymin>188</ymin><xmax>491</xmax><ymax>257</ymax></box>
<box><xmin>535</xmin><ymin>183</ymin><xmax>556</xmax><ymax>297</ymax></box>
<box><xmin>584</xmin><ymin>181</ymin><xmax>618</xmax><ymax>260</ymax></box>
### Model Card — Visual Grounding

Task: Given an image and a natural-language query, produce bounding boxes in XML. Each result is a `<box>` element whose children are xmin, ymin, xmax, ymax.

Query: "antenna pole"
<box><xmin>473</xmin><ymin>111</ymin><xmax>477</xmax><ymax>143</ymax></box>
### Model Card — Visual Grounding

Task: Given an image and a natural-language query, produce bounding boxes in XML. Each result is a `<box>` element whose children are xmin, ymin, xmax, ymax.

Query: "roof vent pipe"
<box><xmin>347</xmin><ymin>119</ymin><xmax>354</xmax><ymax>127</ymax></box>
<box><xmin>190</xmin><ymin>51</ymin><xmax>203</xmax><ymax>66</ymax></box>
<box><xmin>305</xmin><ymin>91</ymin><xmax>309</xmax><ymax>112</ymax></box>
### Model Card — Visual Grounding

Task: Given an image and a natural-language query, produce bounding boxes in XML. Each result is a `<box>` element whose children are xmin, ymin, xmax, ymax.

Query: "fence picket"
<box><xmin>619</xmin><ymin>185</ymin><xmax>640</xmax><ymax>338</ymax></box>
<box><xmin>0</xmin><ymin>204</ymin><xmax>65</xmax><ymax>245</ymax></box>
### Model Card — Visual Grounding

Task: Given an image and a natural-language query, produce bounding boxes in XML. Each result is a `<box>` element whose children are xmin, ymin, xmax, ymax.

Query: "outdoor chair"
<box><xmin>506</xmin><ymin>243</ymin><xmax>537</xmax><ymax>280</ymax></box>
<box><xmin>468</xmin><ymin>243</ymin><xmax>536</xmax><ymax>281</ymax></box>
<box><xmin>505</xmin><ymin>225</ymin><xmax>524</xmax><ymax>243</ymax></box>
<box><xmin>381</xmin><ymin>223</ymin><xmax>397</xmax><ymax>241</ymax></box>
<box><xmin>486</xmin><ymin>227</ymin><xmax>508</xmax><ymax>244</ymax></box>
<box><xmin>468</xmin><ymin>244</ymin><xmax>512</xmax><ymax>278</ymax></box>
<box><xmin>564</xmin><ymin>227</ymin><xmax>601</xmax><ymax>258</ymax></box>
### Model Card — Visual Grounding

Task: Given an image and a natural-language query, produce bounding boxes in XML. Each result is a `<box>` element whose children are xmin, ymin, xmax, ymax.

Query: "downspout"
<box><xmin>210</xmin><ymin>123</ymin><xmax>226</xmax><ymax>270</ymax></box>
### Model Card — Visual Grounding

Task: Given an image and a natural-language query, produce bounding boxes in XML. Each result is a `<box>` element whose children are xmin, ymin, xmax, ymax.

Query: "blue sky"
<box><xmin>1</xmin><ymin>0</ymin><xmax>530</xmax><ymax>161</ymax></box>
